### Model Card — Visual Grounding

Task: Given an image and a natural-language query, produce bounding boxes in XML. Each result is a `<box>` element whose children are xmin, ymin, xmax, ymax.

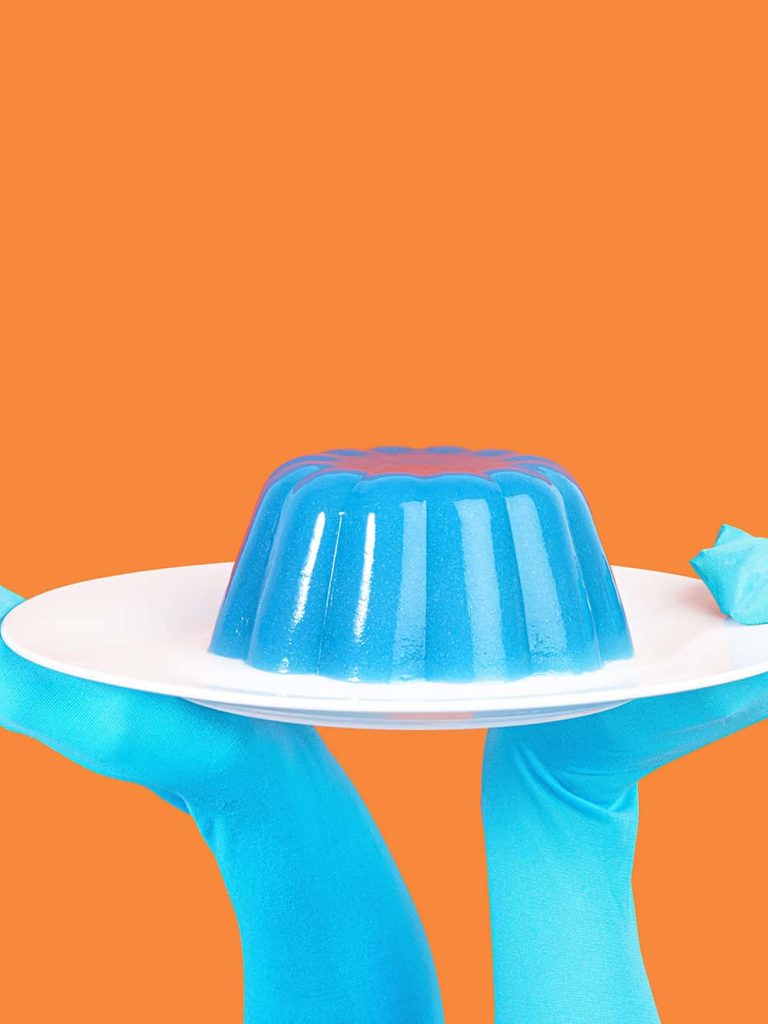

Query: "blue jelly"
<box><xmin>210</xmin><ymin>447</ymin><xmax>633</xmax><ymax>681</ymax></box>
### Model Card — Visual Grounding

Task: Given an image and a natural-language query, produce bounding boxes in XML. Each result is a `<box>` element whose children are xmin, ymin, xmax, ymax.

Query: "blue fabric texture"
<box><xmin>0</xmin><ymin>587</ymin><xmax>442</xmax><ymax>1024</ymax></box>
<box><xmin>692</xmin><ymin>524</ymin><xmax>768</xmax><ymax>624</ymax></box>
<box><xmin>482</xmin><ymin>677</ymin><xmax>768</xmax><ymax>1023</ymax></box>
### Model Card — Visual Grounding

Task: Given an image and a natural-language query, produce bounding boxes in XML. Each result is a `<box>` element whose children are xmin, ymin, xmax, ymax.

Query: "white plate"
<box><xmin>3</xmin><ymin>563</ymin><xmax>768</xmax><ymax>730</ymax></box>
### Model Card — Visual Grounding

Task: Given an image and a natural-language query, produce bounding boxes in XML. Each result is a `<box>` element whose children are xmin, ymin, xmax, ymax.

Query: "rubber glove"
<box><xmin>482</xmin><ymin>675</ymin><xmax>768</xmax><ymax>1023</ymax></box>
<box><xmin>0</xmin><ymin>587</ymin><xmax>442</xmax><ymax>1024</ymax></box>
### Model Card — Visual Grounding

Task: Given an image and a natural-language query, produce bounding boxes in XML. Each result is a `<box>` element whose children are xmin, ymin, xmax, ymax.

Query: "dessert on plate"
<box><xmin>210</xmin><ymin>447</ymin><xmax>633</xmax><ymax>682</ymax></box>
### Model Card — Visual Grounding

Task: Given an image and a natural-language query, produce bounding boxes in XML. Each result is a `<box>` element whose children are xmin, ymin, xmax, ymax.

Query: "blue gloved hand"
<box><xmin>482</xmin><ymin>676</ymin><xmax>768</xmax><ymax>1023</ymax></box>
<box><xmin>692</xmin><ymin>524</ymin><xmax>768</xmax><ymax>624</ymax></box>
<box><xmin>0</xmin><ymin>587</ymin><xmax>442</xmax><ymax>1024</ymax></box>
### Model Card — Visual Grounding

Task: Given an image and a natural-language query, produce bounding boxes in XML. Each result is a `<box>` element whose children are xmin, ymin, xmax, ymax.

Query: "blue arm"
<box><xmin>0</xmin><ymin>587</ymin><xmax>442</xmax><ymax>1024</ymax></box>
<box><xmin>482</xmin><ymin>675</ymin><xmax>768</xmax><ymax>1023</ymax></box>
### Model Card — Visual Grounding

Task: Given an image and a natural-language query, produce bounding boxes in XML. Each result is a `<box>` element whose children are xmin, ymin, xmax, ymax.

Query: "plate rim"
<box><xmin>3</xmin><ymin>562</ymin><xmax>768</xmax><ymax>723</ymax></box>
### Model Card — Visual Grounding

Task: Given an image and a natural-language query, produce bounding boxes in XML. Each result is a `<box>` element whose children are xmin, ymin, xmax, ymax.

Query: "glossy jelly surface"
<box><xmin>210</xmin><ymin>447</ymin><xmax>633</xmax><ymax>681</ymax></box>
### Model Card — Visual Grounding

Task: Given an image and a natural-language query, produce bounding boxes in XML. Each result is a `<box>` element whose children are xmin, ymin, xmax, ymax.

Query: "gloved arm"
<box><xmin>482</xmin><ymin>675</ymin><xmax>768</xmax><ymax>1024</ymax></box>
<box><xmin>0</xmin><ymin>587</ymin><xmax>442</xmax><ymax>1024</ymax></box>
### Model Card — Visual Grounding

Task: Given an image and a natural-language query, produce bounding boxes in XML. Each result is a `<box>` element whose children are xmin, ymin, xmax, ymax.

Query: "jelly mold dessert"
<box><xmin>210</xmin><ymin>447</ymin><xmax>633</xmax><ymax>681</ymax></box>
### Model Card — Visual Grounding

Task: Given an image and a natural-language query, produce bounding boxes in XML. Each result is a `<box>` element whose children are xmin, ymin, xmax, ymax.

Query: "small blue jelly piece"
<box><xmin>210</xmin><ymin>448</ymin><xmax>634</xmax><ymax>681</ymax></box>
<box><xmin>691</xmin><ymin>524</ymin><xmax>768</xmax><ymax>626</ymax></box>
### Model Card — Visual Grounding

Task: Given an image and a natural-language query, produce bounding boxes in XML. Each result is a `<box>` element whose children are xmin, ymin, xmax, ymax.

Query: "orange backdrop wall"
<box><xmin>2</xmin><ymin>2</ymin><xmax>767</xmax><ymax>1021</ymax></box>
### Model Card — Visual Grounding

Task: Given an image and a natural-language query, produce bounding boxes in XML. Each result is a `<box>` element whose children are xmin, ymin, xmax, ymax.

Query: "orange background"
<box><xmin>1</xmin><ymin>1</ymin><xmax>767</xmax><ymax>1020</ymax></box>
